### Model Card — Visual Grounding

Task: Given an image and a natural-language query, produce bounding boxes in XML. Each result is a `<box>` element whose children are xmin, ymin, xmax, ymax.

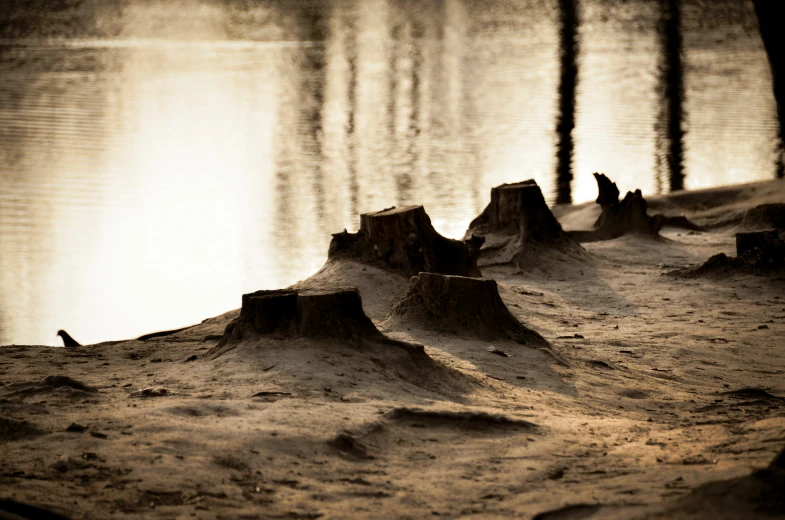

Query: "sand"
<box><xmin>1</xmin><ymin>179</ymin><xmax>784</xmax><ymax>520</ymax></box>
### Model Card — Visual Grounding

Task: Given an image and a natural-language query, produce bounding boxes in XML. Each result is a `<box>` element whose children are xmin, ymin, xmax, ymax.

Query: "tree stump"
<box><xmin>211</xmin><ymin>287</ymin><xmax>434</xmax><ymax>358</ymax></box>
<box><xmin>671</xmin><ymin>230</ymin><xmax>785</xmax><ymax>276</ymax></box>
<box><xmin>463</xmin><ymin>180</ymin><xmax>584</xmax><ymax>268</ymax></box>
<box><xmin>467</xmin><ymin>180</ymin><xmax>564</xmax><ymax>240</ymax></box>
<box><xmin>329</xmin><ymin>205</ymin><xmax>483</xmax><ymax>277</ymax></box>
<box><xmin>736</xmin><ymin>230</ymin><xmax>781</xmax><ymax>257</ymax></box>
<box><xmin>215</xmin><ymin>288</ymin><xmax>382</xmax><ymax>347</ymax></box>
<box><xmin>387</xmin><ymin>272</ymin><xmax>547</xmax><ymax>346</ymax></box>
<box><xmin>735</xmin><ymin>230</ymin><xmax>785</xmax><ymax>270</ymax></box>
<box><xmin>569</xmin><ymin>173</ymin><xmax>701</xmax><ymax>242</ymax></box>
<box><xmin>590</xmin><ymin>173</ymin><xmax>662</xmax><ymax>239</ymax></box>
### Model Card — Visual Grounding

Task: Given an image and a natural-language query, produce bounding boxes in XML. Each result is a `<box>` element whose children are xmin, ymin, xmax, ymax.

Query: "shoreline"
<box><xmin>1</xmin><ymin>177</ymin><xmax>784</xmax><ymax>519</ymax></box>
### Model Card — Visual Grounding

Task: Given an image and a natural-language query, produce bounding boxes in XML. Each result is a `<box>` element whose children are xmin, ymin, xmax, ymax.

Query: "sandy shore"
<box><xmin>1</xmin><ymin>179</ymin><xmax>784</xmax><ymax>519</ymax></box>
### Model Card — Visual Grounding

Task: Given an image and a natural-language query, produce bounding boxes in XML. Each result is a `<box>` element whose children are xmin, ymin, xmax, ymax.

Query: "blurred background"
<box><xmin>0</xmin><ymin>0</ymin><xmax>780</xmax><ymax>345</ymax></box>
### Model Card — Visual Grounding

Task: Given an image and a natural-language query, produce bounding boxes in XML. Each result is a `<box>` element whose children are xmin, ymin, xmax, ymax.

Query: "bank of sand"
<box><xmin>1</xmin><ymin>179</ymin><xmax>784</xmax><ymax>519</ymax></box>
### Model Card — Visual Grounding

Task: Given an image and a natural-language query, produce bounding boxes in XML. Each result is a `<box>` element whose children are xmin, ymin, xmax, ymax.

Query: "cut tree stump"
<box><xmin>736</xmin><ymin>230</ymin><xmax>782</xmax><ymax>257</ymax></box>
<box><xmin>211</xmin><ymin>287</ymin><xmax>427</xmax><ymax>357</ymax></box>
<box><xmin>387</xmin><ymin>272</ymin><xmax>547</xmax><ymax>346</ymax></box>
<box><xmin>466</xmin><ymin>180</ymin><xmax>564</xmax><ymax>241</ymax></box>
<box><xmin>216</xmin><ymin>288</ymin><xmax>381</xmax><ymax>345</ymax></box>
<box><xmin>329</xmin><ymin>205</ymin><xmax>483</xmax><ymax>277</ymax></box>
<box><xmin>671</xmin><ymin>229</ymin><xmax>785</xmax><ymax>276</ymax></box>
<box><xmin>589</xmin><ymin>173</ymin><xmax>661</xmax><ymax>239</ymax></box>
<box><xmin>569</xmin><ymin>173</ymin><xmax>701</xmax><ymax>242</ymax></box>
<box><xmin>463</xmin><ymin>180</ymin><xmax>585</xmax><ymax>268</ymax></box>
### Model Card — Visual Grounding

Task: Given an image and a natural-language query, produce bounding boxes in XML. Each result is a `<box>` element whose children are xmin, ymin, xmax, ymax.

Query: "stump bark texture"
<box><xmin>467</xmin><ymin>180</ymin><xmax>564</xmax><ymax>240</ymax></box>
<box><xmin>735</xmin><ymin>230</ymin><xmax>785</xmax><ymax>269</ymax></box>
<box><xmin>211</xmin><ymin>287</ymin><xmax>432</xmax><ymax>360</ymax></box>
<box><xmin>329</xmin><ymin>205</ymin><xmax>483</xmax><ymax>277</ymax></box>
<box><xmin>589</xmin><ymin>173</ymin><xmax>662</xmax><ymax>239</ymax></box>
<box><xmin>463</xmin><ymin>180</ymin><xmax>582</xmax><ymax>267</ymax></box>
<box><xmin>388</xmin><ymin>272</ymin><xmax>547</xmax><ymax>346</ymax></box>
<box><xmin>216</xmin><ymin>288</ymin><xmax>382</xmax><ymax>346</ymax></box>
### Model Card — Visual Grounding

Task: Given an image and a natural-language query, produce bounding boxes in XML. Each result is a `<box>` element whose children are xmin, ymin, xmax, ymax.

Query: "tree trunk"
<box><xmin>736</xmin><ymin>230</ymin><xmax>783</xmax><ymax>257</ymax></box>
<box><xmin>555</xmin><ymin>0</ymin><xmax>579</xmax><ymax>204</ymax></box>
<box><xmin>591</xmin><ymin>173</ymin><xmax>662</xmax><ymax>238</ymax></box>
<box><xmin>661</xmin><ymin>0</ymin><xmax>686</xmax><ymax>190</ymax></box>
<box><xmin>752</xmin><ymin>0</ymin><xmax>785</xmax><ymax>178</ymax></box>
<box><xmin>210</xmin><ymin>287</ymin><xmax>468</xmax><ymax>392</ymax></box>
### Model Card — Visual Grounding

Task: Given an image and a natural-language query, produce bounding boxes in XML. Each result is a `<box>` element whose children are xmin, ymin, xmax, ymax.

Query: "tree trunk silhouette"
<box><xmin>660</xmin><ymin>0</ymin><xmax>686</xmax><ymax>191</ymax></box>
<box><xmin>555</xmin><ymin>0</ymin><xmax>579</xmax><ymax>204</ymax></box>
<box><xmin>752</xmin><ymin>0</ymin><xmax>785</xmax><ymax>178</ymax></box>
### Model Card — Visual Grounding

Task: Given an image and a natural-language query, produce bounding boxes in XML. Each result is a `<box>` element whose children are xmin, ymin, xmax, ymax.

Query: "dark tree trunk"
<box><xmin>555</xmin><ymin>0</ymin><xmax>579</xmax><ymax>204</ymax></box>
<box><xmin>387</xmin><ymin>272</ymin><xmax>547</xmax><ymax>346</ymax></box>
<box><xmin>329</xmin><ymin>205</ymin><xmax>483</xmax><ymax>277</ymax></box>
<box><xmin>212</xmin><ymin>288</ymin><xmax>431</xmax><ymax>358</ymax></box>
<box><xmin>210</xmin><ymin>288</ymin><xmax>462</xmax><ymax>391</ymax></box>
<box><xmin>661</xmin><ymin>0</ymin><xmax>686</xmax><ymax>191</ymax></box>
<box><xmin>752</xmin><ymin>0</ymin><xmax>785</xmax><ymax>178</ymax></box>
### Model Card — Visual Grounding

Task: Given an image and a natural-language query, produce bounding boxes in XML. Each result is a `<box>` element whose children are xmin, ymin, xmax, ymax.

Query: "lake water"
<box><xmin>0</xmin><ymin>0</ymin><xmax>779</xmax><ymax>345</ymax></box>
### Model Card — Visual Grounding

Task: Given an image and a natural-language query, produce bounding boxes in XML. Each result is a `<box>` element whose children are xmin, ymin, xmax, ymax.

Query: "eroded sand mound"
<box><xmin>0</xmin><ymin>416</ymin><xmax>44</xmax><ymax>442</ymax></box>
<box><xmin>739</xmin><ymin>203</ymin><xmax>785</xmax><ymax>231</ymax></box>
<box><xmin>385</xmin><ymin>272</ymin><xmax>547</xmax><ymax>347</ymax></box>
<box><xmin>328</xmin><ymin>406</ymin><xmax>538</xmax><ymax>461</ymax></box>
<box><xmin>643</xmin><ymin>446</ymin><xmax>785</xmax><ymax>519</ymax></box>
<box><xmin>293</xmin><ymin>259</ymin><xmax>410</xmax><ymax>321</ymax></box>
<box><xmin>465</xmin><ymin>180</ymin><xmax>588</xmax><ymax>273</ymax></box>
<box><xmin>209</xmin><ymin>287</ymin><xmax>471</xmax><ymax>396</ymax></box>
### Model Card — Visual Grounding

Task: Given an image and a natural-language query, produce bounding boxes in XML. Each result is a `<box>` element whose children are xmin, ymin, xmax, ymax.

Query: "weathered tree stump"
<box><xmin>736</xmin><ymin>230</ymin><xmax>782</xmax><ymax>257</ymax></box>
<box><xmin>740</xmin><ymin>203</ymin><xmax>785</xmax><ymax>231</ymax></box>
<box><xmin>463</xmin><ymin>180</ymin><xmax>584</xmax><ymax>268</ymax></box>
<box><xmin>211</xmin><ymin>287</ymin><xmax>434</xmax><ymax>358</ymax></box>
<box><xmin>589</xmin><ymin>173</ymin><xmax>662</xmax><ymax>239</ymax></box>
<box><xmin>387</xmin><ymin>272</ymin><xmax>547</xmax><ymax>346</ymax></box>
<box><xmin>569</xmin><ymin>173</ymin><xmax>702</xmax><ymax>242</ymax></box>
<box><xmin>215</xmin><ymin>288</ymin><xmax>382</xmax><ymax>346</ymax></box>
<box><xmin>329</xmin><ymin>205</ymin><xmax>483</xmax><ymax>277</ymax></box>
<box><xmin>209</xmin><ymin>287</ymin><xmax>469</xmax><ymax>392</ymax></box>
<box><xmin>735</xmin><ymin>230</ymin><xmax>785</xmax><ymax>270</ymax></box>
<box><xmin>671</xmin><ymin>230</ymin><xmax>785</xmax><ymax>277</ymax></box>
<box><xmin>467</xmin><ymin>180</ymin><xmax>564</xmax><ymax>240</ymax></box>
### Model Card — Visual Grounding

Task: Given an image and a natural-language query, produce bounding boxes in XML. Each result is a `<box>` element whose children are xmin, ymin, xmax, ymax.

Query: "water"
<box><xmin>0</xmin><ymin>0</ymin><xmax>779</xmax><ymax>345</ymax></box>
